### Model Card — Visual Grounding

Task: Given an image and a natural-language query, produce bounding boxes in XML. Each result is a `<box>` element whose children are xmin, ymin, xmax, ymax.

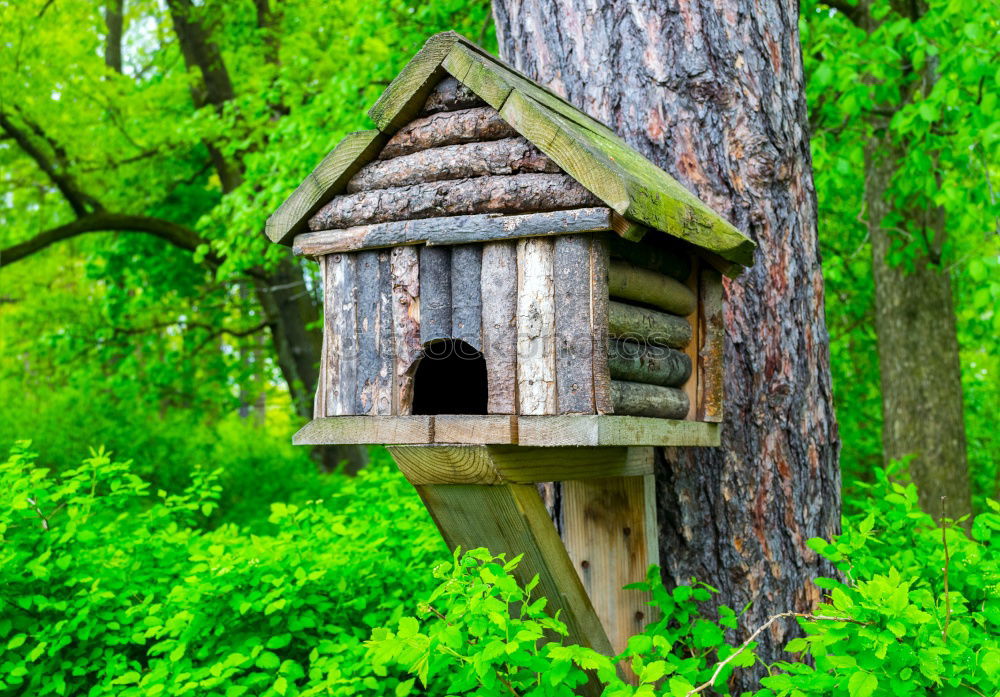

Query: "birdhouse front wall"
<box><xmin>312</xmin><ymin>236</ymin><xmax>725</xmax><ymax>424</ymax></box>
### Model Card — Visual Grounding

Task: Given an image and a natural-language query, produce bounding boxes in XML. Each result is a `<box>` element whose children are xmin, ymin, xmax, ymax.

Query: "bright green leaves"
<box><xmin>847</xmin><ymin>670</ymin><xmax>878</xmax><ymax>697</ymax></box>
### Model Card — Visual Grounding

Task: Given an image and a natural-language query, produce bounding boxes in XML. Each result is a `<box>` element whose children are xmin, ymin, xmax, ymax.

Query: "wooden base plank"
<box><xmin>562</xmin><ymin>469</ymin><xmax>659</xmax><ymax>658</ymax></box>
<box><xmin>294</xmin><ymin>415</ymin><xmax>720</xmax><ymax>447</ymax></box>
<box><xmin>293</xmin><ymin>416</ymin><xmax>432</xmax><ymax>445</ymax></box>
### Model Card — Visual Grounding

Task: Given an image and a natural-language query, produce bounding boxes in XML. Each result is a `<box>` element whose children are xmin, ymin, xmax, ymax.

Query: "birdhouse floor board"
<box><xmin>307</xmin><ymin>172</ymin><xmax>600</xmax><ymax>231</ymax></box>
<box><xmin>294</xmin><ymin>207</ymin><xmax>613</xmax><ymax>256</ymax></box>
<box><xmin>377</xmin><ymin>106</ymin><xmax>516</xmax><ymax>160</ymax></box>
<box><xmin>293</xmin><ymin>415</ymin><xmax>720</xmax><ymax>447</ymax></box>
<box><xmin>388</xmin><ymin>445</ymin><xmax>653</xmax><ymax>485</ymax></box>
<box><xmin>346</xmin><ymin>137</ymin><xmax>559</xmax><ymax>193</ymax></box>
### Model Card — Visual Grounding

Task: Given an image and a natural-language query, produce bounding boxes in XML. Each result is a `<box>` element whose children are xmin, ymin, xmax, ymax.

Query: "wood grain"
<box><xmin>419</xmin><ymin>246</ymin><xmax>451</xmax><ymax>345</ymax></box>
<box><xmin>355</xmin><ymin>250</ymin><xmax>393</xmax><ymax>414</ymax></box>
<box><xmin>347</xmin><ymin>137</ymin><xmax>559</xmax><ymax>193</ymax></box>
<box><xmin>450</xmin><ymin>244</ymin><xmax>483</xmax><ymax>350</ymax></box>
<box><xmin>293</xmin><ymin>416</ymin><xmax>433</xmax><ymax>444</ymax></box>
<box><xmin>562</xmin><ymin>472</ymin><xmax>658</xmax><ymax>656</ymax></box>
<box><xmin>313</xmin><ymin>255</ymin><xmax>329</xmax><ymax>418</ymax></box>
<box><xmin>390</xmin><ymin>246</ymin><xmax>421</xmax><ymax>414</ymax></box>
<box><xmin>324</xmin><ymin>253</ymin><xmax>358</xmax><ymax>415</ymax></box>
<box><xmin>308</xmin><ymin>173</ymin><xmax>600</xmax><ymax>231</ymax></box>
<box><xmin>517</xmin><ymin>237</ymin><xmax>557</xmax><ymax>414</ymax></box>
<box><xmin>481</xmin><ymin>241</ymin><xmax>519</xmax><ymax>414</ymax></box>
<box><xmin>294</xmin><ymin>207</ymin><xmax>613</xmax><ymax>256</ymax></box>
<box><xmin>591</xmin><ymin>236</ymin><xmax>614</xmax><ymax>413</ymax></box>
<box><xmin>681</xmin><ymin>258</ymin><xmax>700</xmax><ymax>420</ymax></box>
<box><xmin>608</xmin><ymin>301</ymin><xmax>692</xmax><ymax>349</ymax></box>
<box><xmin>608</xmin><ymin>338</ymin><xmax>692</xmax><ymax>388</ymax></box>
<box><xmin>378</xmin><ymin>107</ymin><xmax>517</xmax><ymax>160</ymax></box>
<box><xmin>266</xmin><ymin>130</ymin><xmax>386</xmax><ymax>245</ymax></box>
<box><xmin>554</xmin><ymin>235</ymin><xmax>595</xmax><ymax>413</ymax></box>
<box><xmin>608</xmin><ymin>259</ymin><xmax>697</xmax><ymax>316</ymax></box>
<box><xmin>611</xmin><ymin>380</ymin><xmax>689</xmax><ymax>420</ymax></box>
<box><xmin>698</xmin><ymin>266</ymin><xmax>725</xmax><ymax>422</ymax></box>
<box><xmin>415</xmin><ymin>481</ymin><xmax>614</xmax><ymax>657</ymax></box>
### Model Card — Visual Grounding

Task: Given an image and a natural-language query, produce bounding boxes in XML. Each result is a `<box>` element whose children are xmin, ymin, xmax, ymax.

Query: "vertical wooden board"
<box><xmin>561</xmin><ymin>469</ymin><xmax>658</xmax><ymax>658</ymax></box>
<box><xmin>391</xmin><ymin>246</ymin><xmax>421</xmax><ymax>414</ymax></box>
<box><xmin>419</xmin><ymin>246</ymin><xmax>452</xmax><ymax>345</ymax></box>
<box><xmin>451</xmin><ymin>244</ymin><xmax>483</xmax><ymax>350</ymax></box>
<box><xmin>375</xmin><ymin>251</ymin><xmax>394</xmax><ymax>415</ymax></box>
<box><xmin>355</xmin><ymin>250</ymin><xmax>380</xmax><ymax>415</ymax></box>
<box><xmin>554</xmin><ymin>235</ymin><xmax>595</xmax><ymax>413</ymax></box>
<box><xmin>313</xmin><ymin>255</ymin><xmax>328</xmax><ymax>419</ymax></box>
<box><xmin>517</xmin><ymin>238</ymin><xmax>557</xmax><ymax>415</ymax></box>
<box><xmin>698</xmin><ymin>267</ymin><xmax>724</xmax><ymax>422</ymax></box>
<box><xmin>415</xmin><ymin>480</ymin><xmax>613</xmax><ymax>657</ymax></box>
<box><xmin>325</xmin><ymin>253</ymin><xmax>358</xmax><ymax>415</ymax></box>
<box><xmin>481</xmin><ymin>242</ymin><xmax>518</xmax><ymax>414</ymax></box>
<box><xmin>591</xmin><ymin>236</ymin><xmax>614</xmax><ymax>413</ymax></box>
<box><xmin>681</xmin><ymin>256</ymin><xmax>700</xmax><ymax>420</ymax></box>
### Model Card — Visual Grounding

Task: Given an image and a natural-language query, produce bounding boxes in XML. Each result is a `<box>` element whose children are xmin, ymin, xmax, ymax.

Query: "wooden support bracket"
<box><xmin>388</xmin><ymin>444</ymin><xmax>660</xmax><ymax>682</ymax></box>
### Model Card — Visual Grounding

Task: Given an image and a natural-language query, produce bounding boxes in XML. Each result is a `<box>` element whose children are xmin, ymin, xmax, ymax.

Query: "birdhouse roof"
<box><xmin>265</xmin><ymin>32</ymin><xmax>755</xmax><ymax>268</ymax></box>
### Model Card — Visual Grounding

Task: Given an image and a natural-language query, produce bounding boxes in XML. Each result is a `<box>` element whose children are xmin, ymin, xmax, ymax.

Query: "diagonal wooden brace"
<box><xmin>388</xmin><ymin>445</ymin><xmax>658</xmax><ymax>663</ymax></box>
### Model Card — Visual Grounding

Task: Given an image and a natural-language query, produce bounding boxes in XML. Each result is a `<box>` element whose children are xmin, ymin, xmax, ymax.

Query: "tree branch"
<box><xmin>0</xmin><ymin>212</ymin><xmax>216</xmax><ymax>267</ymax></box>
<box><xmin>0</xmin><ymin>110</ymin><xmax>101</xmax><ymax>216</ymax></box>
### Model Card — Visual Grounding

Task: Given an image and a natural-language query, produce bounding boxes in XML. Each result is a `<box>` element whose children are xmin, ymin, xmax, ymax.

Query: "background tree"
<box><xmin>803</xmin><ymin>0</ymin><xmax>998</xmax><ymax>517</ymax></box>
<box><xmin>491</xmin><ymin>0</ymin><xmax>841</xmax><ymax>686</ymax></box>
<box><xmin>0</xmin><ymin>0</ymin><xmax>493</xmax><ymax>474</ymax></box>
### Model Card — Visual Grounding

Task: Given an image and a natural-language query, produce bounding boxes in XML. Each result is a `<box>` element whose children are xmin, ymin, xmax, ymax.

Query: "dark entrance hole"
<box><xmin>411</xmin><ymin>339</ymin><xmax>488</xmax><ymax>415</ymax></box>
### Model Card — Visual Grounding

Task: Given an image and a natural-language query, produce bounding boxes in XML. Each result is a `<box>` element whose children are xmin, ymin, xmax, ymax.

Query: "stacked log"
<box><xmin>606</xmin><ymin>252</ymin><xmax>696</xmax><ymax>420</ymax></box>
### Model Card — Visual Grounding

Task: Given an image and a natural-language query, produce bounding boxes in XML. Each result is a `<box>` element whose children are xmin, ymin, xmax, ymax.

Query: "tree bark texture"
<box><xmin>493</xmin><ymin>0</ymin><xmax>841</xmax><ymax>685</ymax></box>
<box><xmin>864</xmin><ymin>137</ymin><xmax>971</xmax><ymax>519</ymax></box>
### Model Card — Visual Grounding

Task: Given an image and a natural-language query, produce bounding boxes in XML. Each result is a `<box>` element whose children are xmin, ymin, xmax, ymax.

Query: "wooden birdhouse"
<box><xmin>265</xmin><ymin>32</ymin><xmax>754</xmax><ymax>665</ymax></box>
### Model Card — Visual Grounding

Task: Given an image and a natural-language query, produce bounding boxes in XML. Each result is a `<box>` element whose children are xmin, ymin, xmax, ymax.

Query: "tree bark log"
<box><xmin>310</xmin><ymin>173</ymin><xmax>599</xmax><ymax>230</ymax></box>
<box><xmin>347</xmin><ymin>137</ymin><xmax>558</xmax><ymax>192</ymax></box>
<box><xmin>865</xmin><ymin>138</ymin><xmax>971</xmax><ymax>519</ymax></box>
<box><xmin>493</xmin><ymin>0</ymin><xmax>841</xmax><ymax>686</ymax></box>
<box><xmin>378</xmin><ymin>107</ymin><xmax>517</xmax><ymax>160</ymax></box>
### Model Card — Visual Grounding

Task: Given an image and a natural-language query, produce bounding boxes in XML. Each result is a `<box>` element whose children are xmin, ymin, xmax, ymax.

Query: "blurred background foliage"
<box><xmin>0</xmin><ymin>0</ymin><xmax>995</xmax><ymax>513</ymax></box>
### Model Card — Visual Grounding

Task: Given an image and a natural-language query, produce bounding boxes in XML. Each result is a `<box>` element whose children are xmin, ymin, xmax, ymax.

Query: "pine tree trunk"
<box><xmin>492</xmin><ymin>0</ymin><xmax>841</xmax><ymax>687</ymax></box>
<box><xmin>865</xmin><ymin>137</ymin><xmax>971</xmax><ymax>519</ymax></box>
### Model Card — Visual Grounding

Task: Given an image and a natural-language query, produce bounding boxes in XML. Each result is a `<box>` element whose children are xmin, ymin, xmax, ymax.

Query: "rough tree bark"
<box><xmin>493</xmin><ymin>0</ymin><xmax>841</xmax><ymax>687</ymax></box>
<box><xmin>104</xmin><ymin>0</ymin><xmax>124</xmax><ymax>74</ymax></box>
<box><xmin>857</xmin><ymin>1</ymin><xmax>971</xmax><ymax>520</ymax></box>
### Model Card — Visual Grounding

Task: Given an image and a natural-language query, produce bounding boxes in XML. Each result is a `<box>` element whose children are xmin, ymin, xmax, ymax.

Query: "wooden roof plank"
<box><xmin>265</xmin><ymin>129</ymin><xmax>387</xmax><ymax>245</ymax></box>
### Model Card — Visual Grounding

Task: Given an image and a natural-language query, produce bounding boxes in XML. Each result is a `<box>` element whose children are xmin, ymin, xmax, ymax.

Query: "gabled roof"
<box><xmin>265</xmin><ymin>32</ymin><xmax>755</xmax><ymax>268</ymax></box>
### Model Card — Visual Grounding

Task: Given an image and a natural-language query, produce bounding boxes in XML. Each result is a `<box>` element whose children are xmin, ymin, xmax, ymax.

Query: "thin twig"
<box><xmin>941</xmin><ymin>497</ymin><xmax>951</xmax><ymax>642</ymax></box>
<box><xmin>684</xmin><ymin>612</ymin><xmax>866</xmax><ymax>696</ymax></box>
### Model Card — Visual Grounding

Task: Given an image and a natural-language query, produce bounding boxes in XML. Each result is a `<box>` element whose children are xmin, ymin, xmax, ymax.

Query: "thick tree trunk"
<box><xmin>493</xmin><ymin>0</ymin><xmax>840</xmax><ymax>687</ymax></box>
<box><xmin>865</xmin><ymin>138</ymin><xmax>971</xmax><ymax>519</ymax></box>
<box><xmin>104</xmin><ymin>0</ymin><xmax>124</xmax><ymax>74</ymax></box>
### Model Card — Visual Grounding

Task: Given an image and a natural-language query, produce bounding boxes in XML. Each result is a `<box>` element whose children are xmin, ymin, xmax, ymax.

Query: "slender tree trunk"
<box><xmin>493</xmin><ymin>0</ymin><xmax>840</xmax><ymax>688</ymax></box>
<box><xmin>104</xmin><ymin>0</ymin><xmax>124</xmax><ymax>74</ymax></box>
<box><xmin>166</xmin><ymin>1</ymin><xmax>365</xmax><ymax>472</ymax></box>
<box><xmin>856</xmin><ymin>2</ymin><xmax>971</xmax><ymax>519</ymax></box>
<box><xmin>864</xmin><ymin>137</ymin><xmax>971</xmax><ymax>519</ymax></box>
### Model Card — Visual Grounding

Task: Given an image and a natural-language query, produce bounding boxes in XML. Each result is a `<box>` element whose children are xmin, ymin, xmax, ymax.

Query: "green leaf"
<box><xmin>848</xmin><ymin>671</ymin><xmax>878</xmax><ymax>697</ymax></box>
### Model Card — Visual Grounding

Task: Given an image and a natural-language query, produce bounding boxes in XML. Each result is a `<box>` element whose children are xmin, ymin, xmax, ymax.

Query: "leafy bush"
<box><xmin>371</xmin><ymin>467</ymin><xmax>1000</xmax><ymax>697</ymax></box>
<box><xmin>761</xmin><ymin>467</ymin><xmax>1000</xmax><ymax>697</ymax></box>
<box><xmin>0</xmin><ymin>442</ymin><xmax>444</xmax><ymax>696</ymax></box>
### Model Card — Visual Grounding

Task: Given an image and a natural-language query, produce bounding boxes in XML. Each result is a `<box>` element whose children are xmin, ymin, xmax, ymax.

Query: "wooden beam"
<box><xmin>608</xmin><ymin>300</ymin><xmax>692</xmax><ymax>350</ymax></box>
<box><xmin>389</xmin><ymin>246</ymin><xmax>421</xmax><ymax>414</ymax></box>
<box><xmin>516</xmin><ymin>237</ymin><xmax>557</xmax><ymax>414</ymax></box>
<box><xmin>293</xmin><ymin>208</ymin><xmax>614</xmax><ymax>256</ymax></box>
<box><xmin>434</xmin><ymin>415</ymin><xmax>515</xmax><ymax>444</ymax></box>
<box><xmin>481</xmin><ymin>241</ymin><xmax>518</xmax><ymax>414</ymax></box>
<box><xmin>293</xmin><ymin>415</ymin><xmax>720</xmax><ymax>447</ymax></box>
<box><xmin>293</xmin><ymin>416</ymin><xmax>433</xmax><ymax>444</ymax></box>
<box><xmin>388</xmin><ymin>445</ymin><xmax>653</xmax><ymax>484</ymax></box>
<box><xmin>265</xmin><ymin>130</ymin><xmax>387</xmax><ymax>245</ymax></box>
<box><xmin>368</xmin><ymin>32</ymin><xmax>462</xmax><ymax>133</ymax></box>
<box><xmin>554</xmin><ymin>235</ymin><xmax>596</xmax><ymax>413</ymax></box>
<box><xmin>608</xmin><ymin>259</ymin><xmax>697</xmax><ymax>316</ymax></box>
<box><xmin>698</xmin><ymin>266</ymin><xmax>725</xmax><ymax>422</ymax></box>
<box><xmin>377</xmin><ymin>107</ymin><xmax>516</xmax><ymax>160</ymax></box>
<box><xmin>413</xmin><ymin>480</ymin><xmax>614</xmax><ymax>658</ymax></box>
<box><xmin>611</xmin><ymin>380</ymin><xmax>689</xmax><ymax>420</ymax></box>
<box><xmin>562</xmin><ymin>468</ymin><xmax>659</xmax><ymax>657</ymax></box>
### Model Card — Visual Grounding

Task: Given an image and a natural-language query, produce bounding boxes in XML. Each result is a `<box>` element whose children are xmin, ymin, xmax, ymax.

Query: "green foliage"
<box><xmin>802</xmin><ymin>0</ymin><xmax>1000</xmax><ymax>505</ymax></box>
<box><xmin>370</xmin><ymin>469</ymin><xmax>999</xmax><ymax>697</ymax></box>
<box><xmin>762</xmin><ymin>467</ymin><xmax>1000</xmax><ymax>697</ymax></box>
<box><xmin>369</xmin><ymin>551</ymin><xmax>753</xmax><ymax>697</ymax></box>
<box><xmin>0</xmin><ymin>442</ymin><xmax>444</xmax><ymax>696</ymax></box>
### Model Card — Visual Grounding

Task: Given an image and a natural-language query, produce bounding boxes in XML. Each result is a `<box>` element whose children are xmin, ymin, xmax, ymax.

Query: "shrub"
<box><xmin>0</xmin><ymin>442</ymin><xmax>444</xmax><ymax>696</ymax></box>
<box><xmin>371</xmin><ymin>467</ymin><xmax>1000</xmax><ymax>697</ymax></box>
